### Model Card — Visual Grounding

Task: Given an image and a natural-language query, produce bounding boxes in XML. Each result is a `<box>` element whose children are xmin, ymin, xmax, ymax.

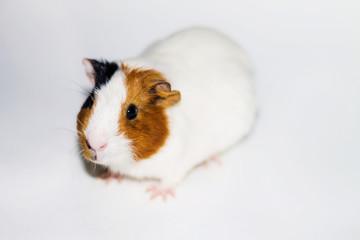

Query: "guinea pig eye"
<box><xmin>126</xmin><ymin>104</ymin><xmax>138</xmax><ymax>120</ymax></box>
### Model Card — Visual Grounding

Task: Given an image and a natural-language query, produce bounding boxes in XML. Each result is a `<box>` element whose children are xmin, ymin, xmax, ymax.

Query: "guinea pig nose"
<box><xmin>98</xmin><ymin>143</ymin><xmax>107</xmax><ymax>151</ymax></box>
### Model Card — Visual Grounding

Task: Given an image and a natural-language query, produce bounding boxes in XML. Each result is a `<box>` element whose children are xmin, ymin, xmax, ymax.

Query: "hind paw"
<box><xmin>203</xmin><ymin>154</ymin><xmax>222</xmax><ymax>167</ymax></box>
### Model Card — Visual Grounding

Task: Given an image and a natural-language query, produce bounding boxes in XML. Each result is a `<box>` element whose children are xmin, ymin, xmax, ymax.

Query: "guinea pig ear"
<box><xmin>150</xmin><ymin>81</ymin><xmax>181</xmax><ymax>108</ymax></box>
<box><xmin>82</xmin><ymin>58</ymin><xmax>119</xmax><ymax>87</ymax></box>
<box><xmin>82</xmin><ymin>58</ymin><xmax>96</xmax><ymax>86</ymax></box>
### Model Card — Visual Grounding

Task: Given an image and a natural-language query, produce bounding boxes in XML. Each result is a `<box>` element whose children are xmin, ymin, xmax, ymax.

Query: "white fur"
<box><xmin>85</xmin><ymin>71</ymin><xmax>133</xmax><ymax>164</ymax></box>
<box><xmin>87</xmin><ymin>27</ymin><xmax>257</xmax><ymax>186</ymax></box>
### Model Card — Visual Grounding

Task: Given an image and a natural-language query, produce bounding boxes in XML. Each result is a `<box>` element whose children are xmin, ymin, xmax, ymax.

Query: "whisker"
<box><xmin>77</xmin><ymin>130</ymin><xmax>85</xmax><ymax>136</ymax></box>
<box><xmin>69</xmin><ymin>79</ymin><xmax>90</xmax><ymax>95</ymax></box>
<box><xmin>90</xmin><ymin>93</ymin><xmax>95</xmax><ymax>102</ymax></box>
<box><xmin>55</xmin><ymin>127</ymin><xmax>78</xmax><ymax>134</ymax></box>
<box><xmin>50</xmin><ymin>75</ymin><xmax>92</xmax><ymax>95</ymax></box>
<box><xmin>70</xmin><ymin>145</ymin><xmax>79</xmax><ymax>153</ymax></box>
<box><xmin>76</xmin><ymin>118</ymin><xmax>86</xmax><ymax>129</ymax></box>
<box><xmin>91</xmin><ymin>162</ymin><xmax>97</xmax><ymax>175</ymax></box>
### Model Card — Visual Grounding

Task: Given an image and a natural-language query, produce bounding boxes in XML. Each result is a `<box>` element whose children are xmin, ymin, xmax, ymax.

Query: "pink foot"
<box><xmin>204</xmin><ymin>154</ymin><xmax>222</xmax><ymax>168</ymax></box>
<box><xmin>98</xmin><ymin>171</ymin><xmax>122</xmax><ymax>184</ymax></box>
<box><xmin>146</xmin><ymin>184</ymin><xmax>175</xmax><ymax>201</ymax></box>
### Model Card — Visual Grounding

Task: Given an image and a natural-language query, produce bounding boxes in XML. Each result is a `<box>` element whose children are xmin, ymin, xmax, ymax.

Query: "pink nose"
<box><xmin>86</xmin><ymin>140</ymin><xmax>108</xmax><ymax>152</ymax></box>
<box><xmin>98</xmin><ymin>144</ymin><xmax>107</xmax><ymax>151</ymax></box>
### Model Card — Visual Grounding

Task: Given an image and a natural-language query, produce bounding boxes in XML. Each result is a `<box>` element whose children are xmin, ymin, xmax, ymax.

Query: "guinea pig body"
<box><xmin>77</xmin><ymin>27</ymin><xmax>257</xmax><ymax>196</ymax></box>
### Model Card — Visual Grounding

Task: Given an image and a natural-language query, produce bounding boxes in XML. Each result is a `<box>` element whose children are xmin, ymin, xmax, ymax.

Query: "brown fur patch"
<box><xmin>119</xmin><ymin>63</ymin><xmax>181</xmax><ymax>161</ymax></box>
<box><xmin>77</xmin><ymin>100</ymin><xmax>96</xmax><ymax>160</ymax></box>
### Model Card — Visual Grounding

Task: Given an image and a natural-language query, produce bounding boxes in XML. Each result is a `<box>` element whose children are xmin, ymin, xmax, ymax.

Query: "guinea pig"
<box><xmin>77</xmin><ymin>27</ymin><xmax>257</xmax><ymax>200</ymax></box>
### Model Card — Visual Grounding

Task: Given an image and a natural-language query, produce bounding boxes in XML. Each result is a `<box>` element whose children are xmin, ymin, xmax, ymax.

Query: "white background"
<box><xmin>0</xmin><ymin>0</ymin><xmax>359</xmax><ymax>239</ymax></box>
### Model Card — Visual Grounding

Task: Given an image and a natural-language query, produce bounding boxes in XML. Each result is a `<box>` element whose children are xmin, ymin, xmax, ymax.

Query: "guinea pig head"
<box><xmin>77</xmin><ymin>59</ymin><xmax>181</xmax><ymax>167</ymax></box>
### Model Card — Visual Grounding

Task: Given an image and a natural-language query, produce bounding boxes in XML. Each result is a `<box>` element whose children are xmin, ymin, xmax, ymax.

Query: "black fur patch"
<box><xmin>81</xmin><ymin>59</ymin><xmax>119</xmax><ymax>109</ymax></box>
<box><xmin>90</xmin><ymin>59</ymin><xmax>119</xmax><ymax>89</ymax></box>
<box><xmin>81</xmin><ymin>91</ymin><xmax>95</xmax><ymax>109</ymax></box>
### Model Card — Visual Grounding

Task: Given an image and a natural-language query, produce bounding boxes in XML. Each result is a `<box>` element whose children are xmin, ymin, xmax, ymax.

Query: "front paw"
<box><xmin>146</xmin><ymin>184</ymin><xmax>175</xmax><ymax>201</ymax></box>
<box><xmin>98</xmin><ymin>170</ymin><xmax>122</xmax><ymax>184</ymax></box>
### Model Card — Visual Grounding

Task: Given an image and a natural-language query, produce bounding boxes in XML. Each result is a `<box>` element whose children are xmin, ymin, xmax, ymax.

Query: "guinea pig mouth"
<box><xmin>84</xmin><ymin>140</ymin><xmax>99</xmax><ymax>162</ymax></box>
<box><xmin>86</xmin><ymin>150</ymin><xmax>107</xmax><ymax>165</ymax></box>
<box><xmin>81</xmin><ymin>146</ymin><xmax>98</xmax><ymax>163</ymax></box>
<box><xmin>90</xmin><ymin>153</ymin><xmax>97</xmax><ymax>161</ymax></box>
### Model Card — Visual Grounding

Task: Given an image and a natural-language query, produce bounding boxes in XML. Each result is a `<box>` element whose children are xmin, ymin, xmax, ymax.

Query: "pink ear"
<box><xmin>151</xmin><ymin>81</ymin><xmax>181</xmax><ymax>108</ymax></box>
<box><xmin>82</xmin><ymin>58</ymin><xmax>95</xmax><ymax>86</ymax></box>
